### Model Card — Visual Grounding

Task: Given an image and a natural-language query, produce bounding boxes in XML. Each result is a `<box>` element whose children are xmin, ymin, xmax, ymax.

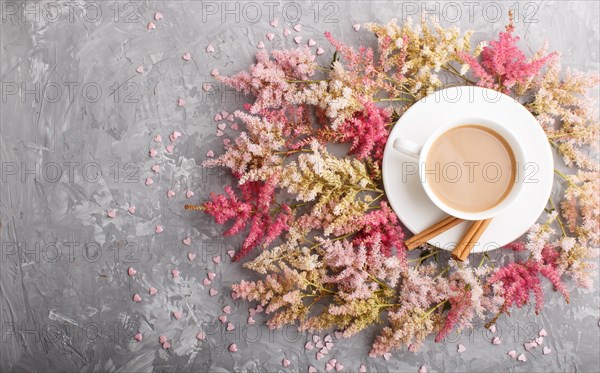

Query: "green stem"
<box><xmin>420</xmin><ymin>299</ymin><xmax>449</xmax><ymax>321</ymax></box>
<box><xmin>554</xmin><ymin>169</ymin><xmax>575</xmax><ymax>186</ymax></box>
<box><xmin>548</xmin><ymin>197</ymin><xmax>568</xmax><ymax>237</ymax></box>
<box><xmin>273</xmin><ymin>148</ymin><xmax>313</xmax><ymax>155</ymax></box>
<box><xmin>441</xmin><ymin>64</ymin><xmax>476</xmax><ymax>85</ymax></box>
<box><xmin>433</xmin><ymin>266</ymin><xmax>450</xmax><ymax>279</ymax></box>
<box><xmin>286</xmin><ymin>79</ymin><xmax>329</xmax><ymax>84</ymax></box>
<box><xmin>373</xmin><ymin>97</ymin><xmax>413</xmax><ymax>103</ymax></box>
<box><xmin>408</xmin><ymin>249</ymin><xmax>439</xmax><ymax>263</ymax></box>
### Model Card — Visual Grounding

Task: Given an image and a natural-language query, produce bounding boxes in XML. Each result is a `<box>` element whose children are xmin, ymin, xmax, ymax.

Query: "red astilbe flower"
<box><xmin>435</xmin><ymin>289</ymin><xmax>473</xmax><ymax>342</ymax></box>
<box><xmin>487</xmin><ymin>245</ymin><xmax>569</xmax><ymax>314</ymax></box>
<box><xmin>458</xmin><ymin>23</ymin><xmax>556</xmax><ymax>94</ymax></box>
<box><xmin>337</xmin><ymin>98</ymin><xmax>392</xmax><ymax>163</ymax></box>
<box><xmin>196</xmin><ymin>173</ymin><xmax>292</xmax><ymax>262</ymax></box>
<box><xmin>351</xmin><ymin>201</ymin><xmax>405</xmax><ymax>258</ymax></box>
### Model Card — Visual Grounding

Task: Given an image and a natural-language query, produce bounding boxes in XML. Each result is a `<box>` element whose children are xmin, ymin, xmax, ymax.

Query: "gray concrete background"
<box><xmin>1</xmin><ymin>1</ymin><xmax>599</xmax><ymax>372</ymax></box>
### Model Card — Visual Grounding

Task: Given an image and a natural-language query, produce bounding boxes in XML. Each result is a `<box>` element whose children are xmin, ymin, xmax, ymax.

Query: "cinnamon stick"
<box><xmin>451</xmin><ymin>218</ymin><xmax>492</xmax><ymax>261</ymax></box>
<box><xmin>405</xmin><ymin>216</ymin><xmax>463</xmax><ymax>250</ymax></box>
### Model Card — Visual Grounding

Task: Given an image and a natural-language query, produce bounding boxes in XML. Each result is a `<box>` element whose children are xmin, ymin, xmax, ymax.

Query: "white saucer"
<box><xmin>382</xmin><ymin>86</ymin><xmax>554</xmax><ymax>252</ymax></box>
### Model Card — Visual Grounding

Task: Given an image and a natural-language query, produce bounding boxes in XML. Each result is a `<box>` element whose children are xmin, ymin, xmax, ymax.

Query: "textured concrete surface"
<box><xmin>1</xmin><ymin>1</ymin><xmax>599</xmax><ymax>372</ymax></box>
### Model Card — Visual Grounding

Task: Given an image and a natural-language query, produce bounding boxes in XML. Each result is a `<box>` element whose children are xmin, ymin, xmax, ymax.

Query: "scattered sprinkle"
<box><xmin>294</xmin><ymin>36</ymin><xmax>303</xmax><ymax>44</ymax></box>
<box><xmin>517</xmin><ymin>353</ymin><xmax>527</xmax><ymax>362</ymax></box>
<box><xmin>145</xmin><ymin>177</ymin><xmax>154</xmax><ymax>186</ymax></box>
<box><xmin>196</xmin><ymin>331</ymin><xmax>206</xmax><ymax>340</ymax></box>
<box><xmin>149</xmin><ymin>148</ymin><xmax>158</xmax><ymax>157</ymax></box>
<box><xmin>107</xmin><ymin>209</ymin><xmax>116</xmax><ymax>218</ymax></box>
<box><xmin>149</xmin><ymin>287</ymin><xmax>157</xmax><ymax>295</ymax></box>
<box><xmin>136</xmin><ymin>65</ymin><xmax>144</xmax><ymax>74</ymax></box>
<box><xmin>134</xmin><ymin>333</ymin><xmax>143</xmax><ymax>341</ymax></box>
<box><xmin>167</xmin><ymin>190</ymin><xmax>175</xmax><ymax>198</ymax></box>
<box><xmin>507</xmin><ymin>350</ymin><xmax>517</xmax><ymax>359</ymax></box>
<box><xmin>266</xmin><ymin>32</ymin><xmax>274</xmax><ymax>41</ymax></box>
<box><xmin>165</xmin><ymin>144</ymin><xmax>174</xmax><ymax>154</ymax></box>
<box><xmin>177</xmin><ymin>98</ymin><xmax>186</xmax><ymax>107</ymax></box>
<box><xmin>155</xmin><ymin>225</ymin><xmax>163</xmax><ymax>233</ymax></box>
<box><xmin>293</xmin><ymin>24</ymin><xmax>302</xmax><ymax>32</ymax></box>
<box><xmin>170</xmin><ymin>131</ymin><xmax>182</xmax><ymax>141</ymax></box>
<box><xmin>207</xmin><ymin>272</ymin><xmax>216</xmax><ymax>280</ymax></box>
<box><xmin>172</xmin><ymin>311</ymin><xmax>182</xmax><ymax>320</ymax></box>
<box><xmin>353</xmin><ymin>23</ymin><xmax>361</xmax><ymax>31</ymax></box>
<box><xmin>147</xmin><ymin>22</ymin><xmax>156</xmax><ymax>30</ymax></box>
<box><xmin>154</xmin><ymin>12</ymin><xmax>163</xmax><ymax>20</ymax></box>
<box><xmin>128</xmin><ymin>206</ymin><xmax>136</xmax><ymax>214</ymax></box>
<box><xmin>187</xmin><ymin>252</ymin><xmax>196</xmax><ymax>261</ymax></box>
<box><xmin>171</xmin><ymin>269</ymin><xmax>180</xmax><ymax>278</ymax></box>
<box><xmin>127</xmin><ymin>267</ymin><xmax>137</xmax><ymax>276</ymax></box>
<box><xmin>210</xmin><ymin>68</ymin><xmax>219</xmax><ymax>76</ymax></box>
<box><xmin>492</xmin><ymin>336</ymin><xmax>501</xmax><ymax>345</ymax></box>
<box><xmin>186</xmin><ymin>190</ymin><xmax>195</xmax><ymax>198</ymax></box>
<box><xmin>316</xmin><ymin>47</ymin><xmax>325</xmax><ymax>55</ymax></box>
<box><xmin>132</xmin><ymin>293</ymin><xmax>141</xmax><ymax>302</ymax></box>
<box><xmin>270</xmin><ymin>19</ymin><xmax>278</xmax><ymax>27</ymax></box>
<box><xmin>151</xmin><ymin>164</ymin><xmax>160</xmax><ymax>173</ymax></box>
<box><xmin>283</xmin><ymin>29</ymin><xmax>291</xmax><ymax>37</ymax></box>
<box><xmin>539</xmin><ymin>328</ymin><xmax>548</xmax><ymax>337</ymax></box>
<box><xmin>206</xmin><ymin>44</ymin><xmax>215</xmax><ymax>53</ymax></box>
<box><xmin>212</xmin><ymin>255</ymin><xmax>222</xmax><ymax>264</ymax></box>
<box><xmin>543</xmin><ymin>346</ymin><xmax>552</xmax><ymax>355</ymax></box>
<box><xmin>183</xmin><ymin>237</ymin><xmax>191</xmax><ymax>245</ymax></box>
<box><xmin>229</xmin><ymin>343</ymin><xmax>238</xmax><ymax>352</ymax></box>
<box><xmin>257</xmin><ymin>41</ymin><xmax>265</xmax><ymax>49</ymax></box>
<box><xmin>209</xmin><ymin>288</ymin><xmax>218</xmax><ymax>296</ymax></box>
<box><xmin>206</xmin><ymin>150</ymin><xmax>214</xmax><ymax>158</ymax></box>
<box><xmin>182</xmin><ymin>52</ymin><xmax>191</xmax><ymax>61</ymax></box>
<box><xmin>457</xmin><ymin>344</ymin><xmax>466</xmax><ymax>353</ymax></box>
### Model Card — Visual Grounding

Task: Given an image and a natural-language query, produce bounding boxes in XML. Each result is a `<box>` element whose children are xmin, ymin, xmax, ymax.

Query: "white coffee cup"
<box><xmin>392</xmin><ymin>117</ymin><xmax>526</xmax><ymax>221</ymax></box>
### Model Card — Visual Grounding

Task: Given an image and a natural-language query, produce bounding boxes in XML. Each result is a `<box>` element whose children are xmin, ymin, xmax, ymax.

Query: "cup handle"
<box><xmin>393</xmin><ymin>138</ymin><xmax>422</xmax><ymax>159</ymax></box>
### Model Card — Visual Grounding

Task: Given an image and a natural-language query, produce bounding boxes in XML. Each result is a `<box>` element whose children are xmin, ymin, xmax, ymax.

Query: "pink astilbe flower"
<box><xmin>458</xmin><ymin>23</ymin><xmax>556</xmax><ymax>94</ymax></box>
<box><xmin>351</xmin><ymin>201</ymin><xmax>406</xmax><ymax>258</ymax></box>
<box><xmin>216</xmin><ymin>48</ymin><xmax>317</xmax><ymax>114</ymax></box>
<box><xmin>488</xmin><ymin>245</ymin><xmax>569</xmax><ymax>315</ymax></box>
<box><xmin>337</xmin><ymin>97</ymin><xmax>392</xmax><ymax>162</ymax></box>
<box><xmin>199</xmin><ymin>173</ymin><xmax>292</xmax><ymax>261</ymax></box>
<box><xmin>435</xmin><ymin>289</ymin><xmax>472</xmax><ymax>342</ymax></box>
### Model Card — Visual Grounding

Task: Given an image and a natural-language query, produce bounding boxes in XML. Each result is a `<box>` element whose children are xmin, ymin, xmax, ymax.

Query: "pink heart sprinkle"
<box><xmin>282</xmin><ymin>358</ymin><xmax>291</xmax><ymax>367</ymax></box>
<box><xmin>294</xmin><ymin>36</ymin><xmax>302</xmax><ymax>44</ymax></box>
<box><xmin>359</xmin><ymin>364</ymin><xmax>367</xmax><ymax>373</ymax></box>
<box><xmin>270</xmin><ymin>19</ymin><xmax>278</xmax><ymax>27</ymax></box>
<box><xmin>165</xmin><ymin>145</ymin><xmax>174</xmax><ymax>154</ymax></box>
<box><xmin>151</xmin><ymin>164</ymin><xmax>160</xmax><ymax>173</ymax></box>
<box><xmin>170</xmin><ymin>130</ymin><xmax>182</xmax><ymax>141</ymax></box>
<box><xmin>543</xmin><ymin>346</ymin><xmax>551</xmax><ymax>355</ymax></box>
<box><xmin>353</xmin><ymin>23</ymin><xmax>361</xmax><ymax>31</ymax></box>
<box><xmin>507</xmin><ymin>350</ymin><xmax>517</xmax><ymax>359</ymax></box>
<box><xmin>127</xmin><ymin>267</ymin><xmax>136</xmax><ymax>276</ymax></box>
<box><xmin>457</xmin><ymin>344</ymin><xmax>466</xmax><ymax>353</ymax></box>
<box><xmin>145</xmin><ymin>177</ymin><xmax>154</xmax><ymax>186</ymax></box>
<box><xmin>217</xmin><ymin>123</ymin><xmax>226</xmax><ymax>130</ymax></box>
<box><xmin>257</xmin><ymin>41</ymin><xmax>265</xmax><ymax>49</ymax></box>
<box><xmin>228</xmin><ymin>343</ymin><xmax>237</xmax><ymax>352</ymax></box>
<box><xmin>183</xmin><ymin>237</ymin><xmax>191</xmax><ymax>245</ymax></box>
<box><xmin>328</xmin><ymin>359</ymin><xmax>337</xmax><ymax>366</ymax></box>
<box><xmin>535</xmin><ymin>336</ymin><xmax>544</xmax><ymax>345</ymax></box>
<box><xmin>177</xmin><ymin>98</ymin><xmax>186</xmax><ymax>107</ymax></box>
<box><xmin>153</xmin><ymin>134</ymin><xmax>162</xmax><ymax>142</ymax></box>
<box><xmin>209</xmin><ymin>288</ymin><xmax>217</xmax><ymax>296</ymax></box>
<box><xmin>167</xmin><ymin>190</ymin><xmax>175</xmax><ymax>198</ymax></box>
<box><xmin>309</xmin><ymin>366</ymin><xmax>317</xmax><ymax>373</ymax></box>
<box><xmin>134</xmin><ymin>333</ymin><xmax>143</xmax><ymax>342</ymax></box>
<box><xmin>210</xmin><ymin>68</ymin><xmax>219</xmax><ymax>76</ymax></box>
<box><xmin>154</xmin><ymin>12</ymin><xmax>163</xmax><ymax>20</ymax></box>
<box><xmin>316</xmin><ymin>352</ymin><xmax>324</xmax><ymax>360</ymax></box>
<box><xmin>316</xmin><ymin>47</ymin><xmax>325</xmax><ymax>55</ymax></box>
<box><xmin>335</xmin><ymin>363</ymin><xmax>343</xmax><ymax>372</ymax></box>
<box><xmin>107</xmin><ymin>209</ymin><xmax>116</xmax><ymax>218</ymax></box>
<box><xmin>226</xmin><ymin>323</ymin><xmax>235</xmax><ymax>331</ymax></box>
<box><xmin>202</xmin><ymin>278</ymin><xmax>211</xmax><ymax>286</ymax></box>
<box><xmin>247</xmin><ymin>316</ymin><xmax>255</xmax><ymax>325</ymax></box>
<box><xmin>207</xmin><ymin>272</ymin><xmax>216</xmax><ymax>280</ymax></box>
<box><xmin>226</xmin><ymin>114</ymin><xmax>235</xmax><ymax>122</ymax></box>
<box><xmin>182</xmin><ymin>52</ymin><xmax>191</xmax><ymax>61</ymax></box>
<box><xmin>325</xmin><ymin>342</ymin><xmax>333</xmax><ymax>349</ymax></box>
<box><xmin>206</xmin><ymin>44</ymin><xmax>215</xmax><ymax>53</ymax></box>
<box><xmin>283</xmin><ymin>28</ymin><xmax>291</xmax><ymax>37</ymax></box>
<box><xmin>155</xmin><ymin>225</ymin><xmax>163</xmax><ymax>233</ymax></box>
<box><xmin>315</xmin><ymin>340</ymin><xmax>323</xmax><ymax>349</ymax></box>
<box><xmin>203</xmin><ymin>83</ymin><xmax>212</xmax><ymax>92</ymax></box>
<box><xmin>539</xmin><ymin>328</ymin><xmax>547</xmax><ymax>337</ymax></box>
<box><xmin>212</xmin><ymin>255</ymin><xmax>221</xmax><ymax>264</ymax></box>
<box><xmin>231</xmin><ymin>291</ymin><xmax>240</xmax><ymax>300</ymax></box>
<box><xmin>136</xmin><ymin>65</ymin><xmax>144</xmax><ymax>74</ymax></box>
<box><xmin>325</xmin><ymin>363</ymin><xmax>333</xmax><ymax>371</ymax></box>
<box><xmin>172</xmin><ymin>311</ymin><xmax>182</xmax><ymax>320</ymax></box>
<box><xmin>334</xmin><ymin>331</ymin><xmax>343</xmax><ymax>340</ymax></box>
<box><xmin>305</xmin><ymin>341</ymin><xmax>314</xmax><ymax>350</ymax></box>
<box><xmin>214</xmin><ymin>113</ymin><xmax>223</xmax><ymax>121</ymax></box>
<box><xmin>489</xmin><ymin>324</ymin><xmax>497</xmax><ymax>333</ymax></box>
<box><xmin>524</xmin><ymin>341</ymin><xmax>537</xmax><ymax>351</ymax></box>
<box><xmin>196</xmin><ymin>331</ymin><xmax>206</xmax><ymax>340</ymax></box>
<box><xmin>186</xmin><ymin>190</ymin><xmax>194</xmax><ymax>198</ymax></box>
<box><xmin>171</xmin><ymin>269</ymin><xmax>180</xmax><ymax>278</ymax></box>
<box><xmin>308</xmin><ymin>38</ymin><xmax>316</xmax><ymax>47</ymax></box>
<box><xmin>223</xmin><ymin>138</ymin><xmax>231</xmax><ymax>146</ymax></box>
<box><xmin>517</xmin><ymin>353</ymin><xmax>527</xmax><ymax>362</ymax></box>
<box><xmin>187</xmin><ymin>252</ymin><xmax>196</xmax><ymax>261</ymax></box>
<box><xmin>255</xmin><ymin>305</ymin><xmax>263</xmax><ymax>313</ymax></box>
<box><xmin>162</xmin><ymin>341</ymin><xmax>171</xmax><ymax>349</ymax></box>
<box><xmin>128</xmin><ymin>206</ymin><xmax>136</xmax><ymax>214</ymax></box>
<box><xmin>149</xmin><ymin>287</ymin><xmax>157</xmax><ymax>295</ymax></box>
<box><xmin>418</xmin><ymin>366</ymin><xmax>427</xmax><ymax>373</ymax></box>
<box><xmin>230</xmin><ymin>123</ymin><xmax>239</xmax><ymax>131</ymax></box>
<box><xmin>206</xmin><ymin>150</ymin><xmax>214</xmax><ymax>158</ymax></box>
<box><xmin>293</xmin><ymin>24</ymin><xmax>302</xmax><ymax>32</ymax></box>
<box><xmin>225</xmin><ymin>250</ymin><xmax>234</xmax><ymax>258</ymax></box>
<box><xmin>132</xmin><ymin>293</ymin><xmax>141</xmax><ymax>302</ymax></box>
<box><xmin>159</xmin><ymin>335</ymin><xmax>167</xmax><ymax>344</ymax></box>
<box><xmin>149</xmin><ymin>148</ymin><xmax>157</xmax><ymax>157</ymax></box>
<box><xmin>383</xmin><ymin>352</ymin><xmax>391</xmax><ymax>360</ymax></box>
<box><xmin>324</xmin><ymin>335</ymin><xmax>332</xmax><ymax>343</ymax></box>
<box><xmin>492</xmin><ymin>336</ymin><xmax>501</xmax><ymax>345</ymax></box>
<box><xmin>312</xmin><ymin>335</ymin><xmax>320</xmax><ymax>343</ymax></box>
<box><xmin>147</xmin><ymin>22</ymin><xmax>156</xmax><ymax>30</ymax></box>
<box><xmin>320</xmin><ymin>347</ymin><xmax>328</xmax><ymax>355</ymax></box>
<box><xmin>216</xmin><ymin>129</ymin><xmax>224</xmax><ymax>137</ymax></box>
<box><xmin>220</xmin><ymin>110</ymin><xmax>229</xmax><ymax>117</ymax></box>
<box><xmin>266</xmin><ymin>32</ymin><xmax>274</xmax><ymax>41</ymax></box>
<box><xmin>222</xmin><ymin>305</ymin><xmax>231</xmax><ymax>314</ymax></box>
